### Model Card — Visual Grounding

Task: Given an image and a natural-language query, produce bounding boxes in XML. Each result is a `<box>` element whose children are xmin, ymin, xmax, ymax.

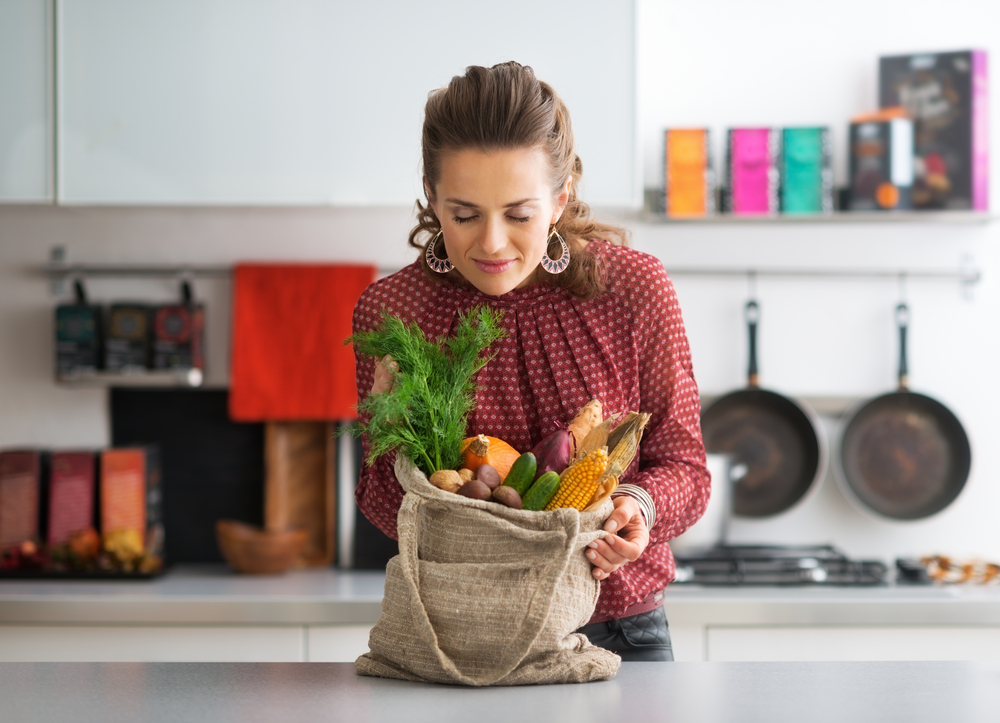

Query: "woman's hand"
<box><xmin>371</xmin><ymin>355</ymin><xmax>398</xmax><ymax>396</ymax></box>
<box><xmin>586</xmin><ymin>495</ymin><xmax>649</xmax><ymax>580</ymax></box>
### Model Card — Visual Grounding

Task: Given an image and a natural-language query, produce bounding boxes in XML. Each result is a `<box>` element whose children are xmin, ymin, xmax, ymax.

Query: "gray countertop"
<box><xmin>3</xmin><ymin>660</ymin><xmax>999</xmax><ymax>723</ymax></box>
<box><xmin>2</xmin><ymin>565</ymin><xmax>999</xmax><ymax>626</ymax></box>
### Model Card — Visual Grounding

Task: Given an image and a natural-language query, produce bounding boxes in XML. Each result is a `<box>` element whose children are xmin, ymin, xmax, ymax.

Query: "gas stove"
<box><xmin>672</xmin><ymin>544</ymin><xmax>890</xmax><ymax>586</ymax></box>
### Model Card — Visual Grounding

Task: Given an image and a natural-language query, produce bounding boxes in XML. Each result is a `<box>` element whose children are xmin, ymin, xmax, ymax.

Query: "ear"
<box><xmin>423</xmin><ymin>176</ymin><xmax>435</xmax><ymax>203</ymax></box>
<box><xmin>552</xmin><ymin>176</ymin><xmax>571</xmax><ymax>224</ymax></box>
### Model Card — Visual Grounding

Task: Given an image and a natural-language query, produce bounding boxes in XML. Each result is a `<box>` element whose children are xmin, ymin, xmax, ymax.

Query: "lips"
<box><xmin>474</xmin><ymin>259</ymin><xmax>515</xmax><ymax>274</ymax></box>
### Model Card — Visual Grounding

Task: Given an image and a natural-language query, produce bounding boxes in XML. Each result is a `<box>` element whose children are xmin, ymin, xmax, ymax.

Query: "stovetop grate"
<box><xmin>672</xmin><ymin>545</ymin><xmax>890</xmax><ymax>586</ymax></box>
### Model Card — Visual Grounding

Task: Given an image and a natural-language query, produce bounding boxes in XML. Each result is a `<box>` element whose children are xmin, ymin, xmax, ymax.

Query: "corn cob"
<box><xmin>545</xmin><ymin>448</ymin><xmax>609</xmax><ymax>511</ymax></box>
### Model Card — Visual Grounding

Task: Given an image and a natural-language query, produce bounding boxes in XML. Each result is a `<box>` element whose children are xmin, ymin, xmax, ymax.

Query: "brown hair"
<box><xmin>408</xmin><ymin>62</ymin><xmax>629</xmax><ymax>300</ymax></box>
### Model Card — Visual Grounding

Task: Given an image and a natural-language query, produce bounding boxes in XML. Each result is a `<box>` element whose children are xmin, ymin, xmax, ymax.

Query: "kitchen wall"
<box><xmin>2</xmin><ymin>0</ymin><xmax>999</xmax><ymax>564</ymax></box>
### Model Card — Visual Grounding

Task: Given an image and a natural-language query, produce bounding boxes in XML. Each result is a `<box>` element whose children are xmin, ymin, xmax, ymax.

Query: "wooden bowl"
<box><xmin>215</xmin><ymin>519</ymin><xmax>307</xmax><ymax>574</ymax></box>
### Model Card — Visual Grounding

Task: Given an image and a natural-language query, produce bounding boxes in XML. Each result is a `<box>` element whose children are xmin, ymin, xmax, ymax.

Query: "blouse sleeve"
<box><xmin>350</xmin><ymin>285</ymin><xmax>405</xmax><ymax>541</ymax></box>
<box><xmin>618</xmin><ymin>255</ymin><xmax>710</xmax><ymax>545</ymax></box>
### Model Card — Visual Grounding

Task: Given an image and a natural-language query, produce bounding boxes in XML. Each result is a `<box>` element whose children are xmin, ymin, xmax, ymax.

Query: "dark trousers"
<box><xmin>576</xmin><ymin>605</ymin><xmax>674</xmax><ymax>661</ymax></box>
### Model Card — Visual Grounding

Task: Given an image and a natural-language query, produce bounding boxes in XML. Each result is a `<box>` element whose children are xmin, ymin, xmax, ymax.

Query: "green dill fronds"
<box><xmin>344</xmin><ymin>305</ymin><xmax>506</xmax><ymax>476</ymax></box>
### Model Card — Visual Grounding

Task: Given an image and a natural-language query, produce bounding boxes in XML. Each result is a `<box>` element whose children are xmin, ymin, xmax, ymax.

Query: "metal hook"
<box><xmin>747</xmin><ymin>269</ymin><xmax>758</xmax><ymax>301</ymax></box>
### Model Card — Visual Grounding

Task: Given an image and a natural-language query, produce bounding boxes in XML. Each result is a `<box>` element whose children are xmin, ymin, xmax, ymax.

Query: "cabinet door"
<box><xmin>0</xmin><ymin>0</ymin><xmax>52</xmax><ymax>202</ymax></box>
<box><xmin>306</xmin><ymin>625</ymin><xmax>373</xmax><ymax>663</ymax></box>
<box><xmin>59</xmin><ymin>0</ymin><xmax>635</xmax><ymax>206</ymax></box>
<box><xmin>0</xmin><ymin>626</ymin><xmax>305</xmax><ymax>662</ymax></box>
<box><xmin>707</xmin><ymin>626</ymin><xmax>1000</xmax><ymax>662</ymax></box>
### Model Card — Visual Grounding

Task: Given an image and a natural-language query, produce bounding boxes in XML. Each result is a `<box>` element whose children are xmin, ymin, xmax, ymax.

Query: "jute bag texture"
<box><xmin>355</xmin><ymin>455</ymin><xmax>622</xmax><ymax>686</ymax></box>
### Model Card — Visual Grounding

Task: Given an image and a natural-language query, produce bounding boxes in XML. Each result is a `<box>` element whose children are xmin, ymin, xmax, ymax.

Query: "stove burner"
<box><xmin>672</xmin><ymin>545</ymin><xmax>889</xmax><ymax>586</ymax></box>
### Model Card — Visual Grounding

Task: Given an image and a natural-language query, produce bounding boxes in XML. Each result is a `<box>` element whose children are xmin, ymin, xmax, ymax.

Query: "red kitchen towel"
<box><xmin>229</xmin><ymin>263</ymin><xmax>377</xmax><ymax>421</ymax></box>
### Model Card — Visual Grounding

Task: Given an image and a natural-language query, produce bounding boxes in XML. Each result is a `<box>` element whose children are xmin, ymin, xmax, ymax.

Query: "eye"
<box><xmin>508</xmin><ymin>215</ymin><xmax>532</xmax><ymax>224</ymax></box>
<box><xmin>452</xmin><ymin>215</ymin><xmax>477</xmax><ymax>224</ymax></box>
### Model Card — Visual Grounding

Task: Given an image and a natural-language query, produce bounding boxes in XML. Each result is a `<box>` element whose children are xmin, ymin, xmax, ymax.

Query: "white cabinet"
<box><xmin>706</xmin><ymin>626</ymin><xmax>1000</xmax><ymax>662</ymax></box>
<box><xmin>0</xmin><ymin>624</ymin><xmax>375</xmax><ymax>662</ymax></box>
<box><xmin>58</xmin><ymin>0</ymin><xmax>636</xmax><ymax>206</ymax></box>
<box><xmin>306</xmin><ymin>625</ymin><xmax>373</xmax><ymax>663</ymax></box>
<box><xmin>0</xmin><ymin>0</ymin><xmax>52</xmax><ymax>202</ymax></box>
<box><xmin>0</xmin><ymin>626</ymin><xmax>305</xmax><ymax>663</ymax></box>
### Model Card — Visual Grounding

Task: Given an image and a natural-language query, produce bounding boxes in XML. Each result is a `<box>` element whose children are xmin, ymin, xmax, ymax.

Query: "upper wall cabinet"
<box><xmin>58</xmin><ymin>0</ymin><xmax>636</xmax><ymax>206</ymax></box>
<box><xmin>0</xmin><ymin>0</ymin><xmax>52</xmax><ymax>202</ymax></box>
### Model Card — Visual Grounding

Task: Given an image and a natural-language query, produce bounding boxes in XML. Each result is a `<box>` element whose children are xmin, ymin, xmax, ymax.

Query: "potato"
<box><xmin>476</xmin><ymin>464</ymin><xmax>502</xmax><ymax>490</ymax></box>
<box><xmin>457</xmin><ymin>479</ymin><xmax>492</xmax><ymax>501</ymax></box>
<box><xmin>458</xmin><ymin>468</ymin><xmax>475</xmax><ymax>482</ymax></box>
<box><xmin>491</xmin><ymin>486</ymin><xmax>523</xmax><ymax>509</ymax></box>
<box><xmin>429</xmin><ymin>469</ymin><xmax>463</xmax><ymax>493</ymax></box>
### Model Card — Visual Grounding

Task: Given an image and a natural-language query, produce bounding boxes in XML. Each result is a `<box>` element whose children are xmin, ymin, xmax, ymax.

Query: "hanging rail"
<box><xmin>42</xmin><ymin>263</ymin><xmax>980</xmax><ymax>284</ymax></box>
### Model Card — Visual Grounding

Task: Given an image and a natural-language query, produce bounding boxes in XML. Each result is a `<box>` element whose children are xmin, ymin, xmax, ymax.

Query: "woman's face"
<box><xmin>428</xmin><ymin>147</ymin><xmax>570</xmax><ymax>297</ymax></box>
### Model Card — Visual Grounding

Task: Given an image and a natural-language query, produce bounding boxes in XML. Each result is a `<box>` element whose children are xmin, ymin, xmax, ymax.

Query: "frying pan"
<box><xmin>701</xmin><ymin>301</ymin><xmax>828</xmax><ymax>517</ymax></box>
<box><xmin>836</xmin><ymin>304</ymin><xmax>971</xmax><ymax>520</ymax></box>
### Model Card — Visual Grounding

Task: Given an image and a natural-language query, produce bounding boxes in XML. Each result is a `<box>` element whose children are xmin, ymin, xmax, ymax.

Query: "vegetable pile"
<box><xmin>347</xmin><ymin>306</ymin><xmax>650</xmax><ymax>513</ymax></box>
<box><xmin>346</xmin><ymin>305</ymin><xmax>506</xmax><ymax>477</ymax></box>
<box><xmin>434</xmin><ymin>401</ymin><xmax>651</xmax><ymax>514</ymax></box>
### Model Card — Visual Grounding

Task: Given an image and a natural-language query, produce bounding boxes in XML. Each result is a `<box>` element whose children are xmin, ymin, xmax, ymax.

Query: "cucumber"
<box><xmin>522</xmin><ymin>471</ymin><xmax>560</xmax><ymax>511</ymax></box>
<box><xmin>502</xmin><ymin>452</ymin><xmax>537</xmax><ymax>495</ymax></box>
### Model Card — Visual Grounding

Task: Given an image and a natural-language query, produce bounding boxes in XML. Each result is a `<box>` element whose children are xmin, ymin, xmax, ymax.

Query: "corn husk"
<box><xmin>575</xmin><ymin>411</ymin><xmax>622</xmax><ymax>461</ymax></box>
<box><xmin>606</xmin><ymin>411</ymin><xmax>650</xmax><ymax>473</ymax></box>
<box><xmin>567</xmin><ymin>399</ymin><xmax>603</xmax><ymax>457</ymax></box>
<box><xmin>582</xmin><ymin>463</ymin><xmax>622</xmax><ymax>512</ymax></box>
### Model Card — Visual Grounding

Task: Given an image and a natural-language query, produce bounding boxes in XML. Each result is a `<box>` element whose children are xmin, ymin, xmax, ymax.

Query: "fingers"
<box><xmin>586</xmin><ymin>533</ymin><xmax>641</xmax><ymax>579</ymax></box>
<box><xmin>604</xmin><ymin>496</ymin><xmax>641</xmax><ymax>534</ymax></box>
<box><xmin>589</xmin><ymin>495</ymin><xmax>651</xmax><ymax>579</ymax></box>
<box><xmin>371</xmin><ymin>355</ymin><xmax>397</xmax><ymax>396</ymax></box>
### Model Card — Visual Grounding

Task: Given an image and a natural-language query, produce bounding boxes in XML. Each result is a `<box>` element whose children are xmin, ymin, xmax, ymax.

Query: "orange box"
<box><xmin>665</xmin><ymin>129</ymin><xmax>715</xmax><ymax>217</ymax></box>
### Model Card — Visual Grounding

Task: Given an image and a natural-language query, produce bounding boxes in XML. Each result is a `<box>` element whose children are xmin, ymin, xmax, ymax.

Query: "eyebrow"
<box><xmin>444</xmin><ymin>198</ymin><xmax>539</xmax><ymax>208</ymax></box>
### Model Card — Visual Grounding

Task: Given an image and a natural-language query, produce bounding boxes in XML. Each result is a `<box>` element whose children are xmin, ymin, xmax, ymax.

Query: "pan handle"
<box><xmin>896</xmin><ymin>303</ymin><xmax>909</xmax><ymax>391</ymax></box>
<box><xmin>746</xmin><ymin>300</ymin><xmax>760</xmax><ymax>388</ymax></box>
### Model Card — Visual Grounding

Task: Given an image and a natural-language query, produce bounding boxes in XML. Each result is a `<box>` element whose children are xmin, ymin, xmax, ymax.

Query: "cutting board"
<box><xmin>264</xmin><ymin>421</ymin><xmax>336</xmax><ymax>567</ymax></box>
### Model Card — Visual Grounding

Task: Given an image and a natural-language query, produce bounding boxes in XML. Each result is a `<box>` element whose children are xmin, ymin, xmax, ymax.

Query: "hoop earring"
<box><xmin>540</xmin><ymin>228</ymin><xmax>570</xmax><ymax>274</ymax></box>
<box><xmin>425</xmin><ymin>230</ymin><xmax>454</xmax><ymax>273</ymax></box>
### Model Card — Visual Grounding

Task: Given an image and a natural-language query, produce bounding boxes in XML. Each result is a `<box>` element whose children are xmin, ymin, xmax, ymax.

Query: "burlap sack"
<box><xmin>355</xmin><ymin>455</ymin><xmax>621</xmax><ymax>686</ymax></box>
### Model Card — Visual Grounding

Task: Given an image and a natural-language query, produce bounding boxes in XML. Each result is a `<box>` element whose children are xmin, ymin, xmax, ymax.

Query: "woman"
<box><xmin>352</xmin><ymin>62</ymin><xmax>710</xmax><ymax>662</ymax></box>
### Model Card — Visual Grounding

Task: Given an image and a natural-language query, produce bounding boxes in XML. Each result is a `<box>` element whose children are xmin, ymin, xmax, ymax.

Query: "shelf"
<box><xmin>641</xmin><ymin>210</ymin><xmax>994</xmax><ymax>224</ymax></box>
<box><xmin>56</xmin><ymin>368</ymin><xmax>204</xmax><ymax>388</ymax></box>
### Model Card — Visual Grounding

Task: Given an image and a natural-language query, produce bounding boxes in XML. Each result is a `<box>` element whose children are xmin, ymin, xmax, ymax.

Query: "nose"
<box><xmin>477</xmin><ymin>216</ymin><xmax>506</xmax><ymax>256</ymax></box>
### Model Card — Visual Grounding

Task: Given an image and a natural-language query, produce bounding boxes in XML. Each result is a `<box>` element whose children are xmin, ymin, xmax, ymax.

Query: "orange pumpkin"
<box><xmin>460</xmin><ymin>434</ymin><xmax>520</xmax><ymax>480</ymax></box>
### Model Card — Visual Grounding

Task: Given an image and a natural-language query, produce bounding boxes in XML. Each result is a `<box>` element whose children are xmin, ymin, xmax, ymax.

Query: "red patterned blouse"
<box><xmin>351</xmin><ymin>240</ymin><xmax>710</xmax><ymax>620</ymax></box>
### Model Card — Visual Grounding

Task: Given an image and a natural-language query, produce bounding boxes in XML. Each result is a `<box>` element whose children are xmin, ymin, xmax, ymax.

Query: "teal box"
<box><xmin>781</xmin><ymin>127</ymin><xmax>834</xmax><ymax>214</ymax></box>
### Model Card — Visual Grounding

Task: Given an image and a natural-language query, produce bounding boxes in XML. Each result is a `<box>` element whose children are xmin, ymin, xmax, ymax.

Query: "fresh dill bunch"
<box><xmin>345</xmin><ymin>305</ymin><xmax>506</xmax><ymax>477</ymax></box>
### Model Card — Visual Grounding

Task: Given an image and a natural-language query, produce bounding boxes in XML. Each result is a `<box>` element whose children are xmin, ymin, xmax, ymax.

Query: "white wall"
<box><xmin>633</xmin><ymin>0</ymin><xmax>1000</xmax><ymax>563</ymax></box>
<box><xmin>2</xmin><ymin>0</ymin><xmax>999</xmax><ymax>565</ymax></box>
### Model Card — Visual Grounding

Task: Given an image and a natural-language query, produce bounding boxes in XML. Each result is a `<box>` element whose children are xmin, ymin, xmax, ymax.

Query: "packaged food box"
<box><xmin>781</xmin><ymin>127</ymin><xmax>834</xmax><ymax>214</ymax></box>
<box><xmin>104</xmin><ymin>304</ymin><xmax>151</xmax><ymax>372</ymax></box>
<box><xmin>152</xmin><ymin>303</ymin><xmax>204</xmax><ymax>371</ymax></box>
<box><xmin>55</xmin><ymin>304</ymin><xmax>102</xmax><ymax>377</ymax></box>
<box><xmin>100</xmin><ymin>446</ymin><xmax>163</xmax><ymax>563</ymax></box>
<box><xmin>664</xmin><ymin>128</ymin><xmax>715</xmax><ymax>217</ymax></box>
<box><xmin>849</xmin><ymin>116</ymin><xmax>914</xmax><ymax>211</ymax></box>
<box><xmin>0</xmin><ymin>451</ymin><xmax>43</xmax><ymax>550</ymax></box>
<box><xmin>879</xmin><ymin>50</ymin><xmax>988</xmax><ymax>210</ymax></box>
<box><xmin>722</xmin><ymin>128</ymin><xmax>781</xmax><ymax>215</ymax></box>
<box><xmin>47</xmin><ymin>451</ymin><xmax>96</xmax><ymax>547</ymax></box>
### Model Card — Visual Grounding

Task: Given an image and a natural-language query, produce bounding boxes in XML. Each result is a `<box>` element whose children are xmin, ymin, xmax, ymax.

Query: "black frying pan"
<box><xmin>836</xmin><ymin>304</ymin><xmax>971</xmax><ymax>520</ymax></box>
<box><xmin>701</xmin><ymin>301</ymin><xmax>828</xmax><ymax>517</ymax></box>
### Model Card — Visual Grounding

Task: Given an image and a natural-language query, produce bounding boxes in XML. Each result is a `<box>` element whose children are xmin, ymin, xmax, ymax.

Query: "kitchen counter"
<box><xmin>1</xmin><ymin>565</ymin><xmax>999</xmax><ymax>626</ymax></box>
<box><xmin>3</xmin><ymin>660</ymin><xmax>999</xmax><ymax>723</ymax></box>
<box><xmin>0</xmin><ymin>565</ymin><xmax>385</xmax><ymax>625</ymax></box>
<box><xmin>3</xmin><ymin>566</ymin><xmax>1000</xmax><ymax>663</ymax></box>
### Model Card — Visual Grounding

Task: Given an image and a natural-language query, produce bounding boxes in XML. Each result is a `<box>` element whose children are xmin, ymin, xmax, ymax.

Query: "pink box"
<box><xmin>48</xmin><ymin>452</ymin><xmax>96</xmax><ymax>547</ymax></box>
<box><xmin>724</xmin><ymin>128</ymin><xmax>780</xmax><ymax>215</ymax></box>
